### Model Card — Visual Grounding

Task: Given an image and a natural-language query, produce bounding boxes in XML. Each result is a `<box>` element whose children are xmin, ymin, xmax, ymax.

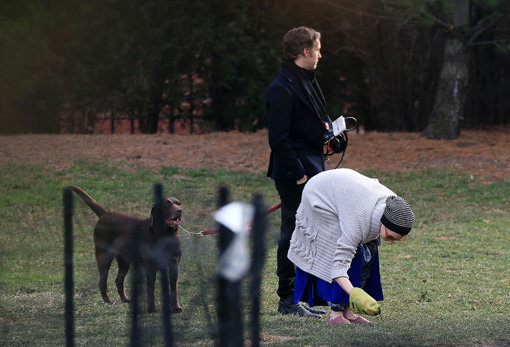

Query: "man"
<box><xmin>266</xmin><ymin>26</ymin><xmax>332</xmax><ymax>317</ymax></box>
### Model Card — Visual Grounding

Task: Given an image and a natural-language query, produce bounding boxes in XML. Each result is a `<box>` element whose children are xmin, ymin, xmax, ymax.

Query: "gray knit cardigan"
<box><xmin>287</xmin><ymin>169</ymin><xmax>395</xmax><ymax>283</ymax></box>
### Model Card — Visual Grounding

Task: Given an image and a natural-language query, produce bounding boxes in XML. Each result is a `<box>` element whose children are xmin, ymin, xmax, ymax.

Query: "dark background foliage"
<box><xmin>0</xmin><ymin>0</ymin><xmax>508</xmax><ymax>134</ymax></box>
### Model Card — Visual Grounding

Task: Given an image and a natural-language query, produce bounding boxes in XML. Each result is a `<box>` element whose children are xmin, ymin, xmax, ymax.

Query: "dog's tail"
<box><xmin>66</xmin><ymin>186</ymin><xmax>108</xmax><ymax>217</ymax></box>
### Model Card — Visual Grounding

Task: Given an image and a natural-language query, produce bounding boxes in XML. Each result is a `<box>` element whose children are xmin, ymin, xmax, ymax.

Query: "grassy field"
<box><xmin>1</xmin><ymin>160</ymin><xmax>509</xmax><ymax>346</ymax></box>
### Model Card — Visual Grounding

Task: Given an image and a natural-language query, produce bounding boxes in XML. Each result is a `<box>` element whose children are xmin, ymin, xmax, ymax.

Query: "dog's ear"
<box><xmin>150</xmin><ymin>204</ymin><xmax>156</xmax><ymax>229</ymax></box>
<box><xmin>149</xmin><ymin>215</ymin><xmax>154</xmax><ymax>228</ymax></box>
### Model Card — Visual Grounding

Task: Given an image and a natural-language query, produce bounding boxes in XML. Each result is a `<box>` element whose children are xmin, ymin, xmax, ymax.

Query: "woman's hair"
<box><xmin>282</xmin><ymin>26</ymin><xmax>321</xmax><ymax>61</ymax></box>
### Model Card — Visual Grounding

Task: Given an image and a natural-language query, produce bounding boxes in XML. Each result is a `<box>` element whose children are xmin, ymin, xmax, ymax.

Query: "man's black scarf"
<box><xmin>282</xmin><ymin>60</ymin><xmax>330</xmax><ymax>123</ymax></box>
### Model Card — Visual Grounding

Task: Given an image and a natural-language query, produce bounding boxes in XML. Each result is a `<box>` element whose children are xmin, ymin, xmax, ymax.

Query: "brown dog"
<box><xmin>68</xmin><ymin>186</ymin><xmax>183</xmax><ymax>313</ymax></box>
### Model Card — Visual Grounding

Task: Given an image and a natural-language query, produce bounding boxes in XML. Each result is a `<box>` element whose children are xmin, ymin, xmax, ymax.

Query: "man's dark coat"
<box><xmin>266</xmin><ymin>63</ymin><xmax>326</xmax><ymax>181</ymax></box>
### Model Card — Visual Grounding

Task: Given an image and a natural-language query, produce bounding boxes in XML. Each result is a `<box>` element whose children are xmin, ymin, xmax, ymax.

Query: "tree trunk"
<box><xmin>110</xmin><ymin>107</ymin><xmax>115</xmax><ymax>134</ymax></box>
<box><xmin>147</xmin><ymin>109</ymin><xmax>159</xmax><ymax>134</ymax></box>
<box><xmin>188</xmin><ymin>73</ymin><xmax>195</xmax><ymax>134</ymax></box>
<box><xmin>423</xmin><ymin>0</ymin><xmax>471</xmax><ymax>139</ymax></box>
<box><xmin>130</xmin><ymin>110</ymin><xmax>135</xmax><ymax>135</ymax></box>
<box><xmin>422</xmin><ymin>38</ymin><xmax>470</xmax><ymax>139</ymax></box>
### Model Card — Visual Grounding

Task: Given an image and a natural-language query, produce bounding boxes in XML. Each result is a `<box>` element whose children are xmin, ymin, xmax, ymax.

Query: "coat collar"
<box><xmin>280</xmin><ymin>64</ymin><xmax>316</xmax><ymax>114</ymax></box>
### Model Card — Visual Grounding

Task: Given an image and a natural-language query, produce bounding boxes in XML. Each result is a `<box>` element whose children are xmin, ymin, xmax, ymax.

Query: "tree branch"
<box><xmin>320</xmin><ymin>0</ymin><xmax>406</xmax><ymax>21</ymax></box>
<box><xmin>467</xmin><ymin>11</ymin><xmax>509</xmax><ymax>45</ymax></box>
<box><xmin>468</xmin><ymin>38</ymin><xmax>510</xmax><ymax>47</ymax></box>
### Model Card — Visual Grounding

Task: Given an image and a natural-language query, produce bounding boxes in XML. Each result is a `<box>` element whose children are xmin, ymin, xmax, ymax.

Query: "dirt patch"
<box><xmin>259</xmin><ymin>333</ymin><xmax>297</xmax><ymax>344</ymax></box>
<box><xmin>0</xmin><ymin>127</ymin><xmax>508</xmax><ymax>181</ymax></box>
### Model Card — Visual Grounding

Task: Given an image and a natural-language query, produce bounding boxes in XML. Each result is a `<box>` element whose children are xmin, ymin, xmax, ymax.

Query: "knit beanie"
<box><xmin>380</xmin><ymin>196</ymin><xmax>415</xmax><ymax>235</ymax></box>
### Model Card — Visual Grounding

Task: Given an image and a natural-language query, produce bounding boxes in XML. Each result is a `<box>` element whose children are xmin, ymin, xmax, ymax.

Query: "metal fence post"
<box><xmin>63</xmin><ymin>188</ymin><xmax>75</xmax><ymax>347</ymax></box>
<box><xmin>249</xmin><ymin>194</ymin><xmax>267</xmax><ymax>347</ymax></box>
<box><xmin>130</xmin><ymin>223</ymin><xmax>143</xmax><ymax>347</ymax></box>
<box><xmin>153</xmin><ymin>183</ymin><xmax>173</xmax><ymax>347</ymax></box>
<box><xmin>216</xmin><ymin>186</ymin><xmax>242</xmax><ymax>346</ymax></box>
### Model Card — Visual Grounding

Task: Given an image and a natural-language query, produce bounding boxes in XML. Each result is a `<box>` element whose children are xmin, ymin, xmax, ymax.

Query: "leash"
<box><xmin>179</xmin><ymin>225</ymin><xmax>205</xmax><ymax>237</ymax></box>
<box><xmin>179</xmin><ymin>203</ymin><xmax>281</xmax><ymax>237</ymax></box>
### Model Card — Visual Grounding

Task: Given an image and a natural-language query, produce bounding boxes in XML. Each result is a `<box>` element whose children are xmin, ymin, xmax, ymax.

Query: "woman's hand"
<box><xmin>349</xmin><ymin>288</ymin><xmax>381</xmax><ymax>316</ymax></box>
<box><xmin>334</xmin><ymin>276</ymin><xmax>354</xmax><ymax>294</ymax></box>
<box><xmin>335</xmin><ymin>277</ymin><xmax>381</xmax><ymax>316</ymax></box>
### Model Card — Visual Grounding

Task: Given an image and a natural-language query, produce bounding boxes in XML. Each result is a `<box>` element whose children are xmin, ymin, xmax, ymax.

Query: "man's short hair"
<box><xmin>282</xmin><ymin>26</ymin><xmax>321</xmax><ymax>61</ymax></box>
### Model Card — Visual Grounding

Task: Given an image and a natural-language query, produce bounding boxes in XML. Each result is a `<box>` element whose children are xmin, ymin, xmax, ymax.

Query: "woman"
<box><xmin>287</xmin><ymin>168</ymin><xmax>415</xmax><ymax>324</ymax></box>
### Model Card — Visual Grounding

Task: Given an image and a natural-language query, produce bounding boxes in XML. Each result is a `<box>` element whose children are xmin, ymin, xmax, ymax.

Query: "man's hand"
<box><xmin>349</xmin><ymin>288</ymin><xmax>381</xmax><ymax>316</ymax></box>
<box><xmin>296</xmin><ymin>175</ymin><xmax>308</xmax><ymax>185</ymax></box>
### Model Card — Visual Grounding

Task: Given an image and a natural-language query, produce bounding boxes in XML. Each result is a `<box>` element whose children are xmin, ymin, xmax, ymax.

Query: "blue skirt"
<box><xmin>295</xmin><ymin>242</ymin><xmax>384</xmax><ymax>306</ymax></box>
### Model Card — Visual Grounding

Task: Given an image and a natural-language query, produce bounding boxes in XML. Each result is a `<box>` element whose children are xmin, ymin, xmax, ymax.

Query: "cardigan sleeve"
<box><xmin>330</xmin><ymin>221</ymin><xmax>362</xmax><ymax>280</ymax></box>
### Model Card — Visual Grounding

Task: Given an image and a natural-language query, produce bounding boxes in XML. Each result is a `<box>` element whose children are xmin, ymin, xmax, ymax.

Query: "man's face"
<box><xmin>302</xmin><ymin>39</ymin><xmax>322</xmax><ymax>70</ymax></box>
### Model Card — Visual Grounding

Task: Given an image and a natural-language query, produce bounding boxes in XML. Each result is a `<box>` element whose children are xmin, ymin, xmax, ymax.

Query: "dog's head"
<box><xmin>151</xmin><ymin>197</ymin><xmax>182</xmax><ymax>232</ymax></box>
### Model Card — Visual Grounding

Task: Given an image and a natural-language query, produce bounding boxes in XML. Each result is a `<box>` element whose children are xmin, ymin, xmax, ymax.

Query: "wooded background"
<box><xmin>1</xmin><ymin>0</ymin><xmax>508</xmax><ymax>138</ymax></box>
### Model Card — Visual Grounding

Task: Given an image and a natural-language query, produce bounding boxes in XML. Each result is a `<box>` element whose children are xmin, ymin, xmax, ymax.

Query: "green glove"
<box><xmin>349</xmin><ymin>288</ymin><xmax>381</xmax><ymax>316</ymax></box>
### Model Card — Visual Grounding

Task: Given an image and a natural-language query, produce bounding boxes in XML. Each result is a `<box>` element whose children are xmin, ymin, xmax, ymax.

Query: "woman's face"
<box><xmin>380</xmin><ymin>224</ymin><xmax>406</xmax><ymax>243</ymax></box>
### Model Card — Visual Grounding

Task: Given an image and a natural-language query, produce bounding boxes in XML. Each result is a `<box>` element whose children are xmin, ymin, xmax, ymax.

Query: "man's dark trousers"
<box><xmin>274</xmin><ymin>179</ymin><xmax>305</xmax><ymax>301</ymax></box>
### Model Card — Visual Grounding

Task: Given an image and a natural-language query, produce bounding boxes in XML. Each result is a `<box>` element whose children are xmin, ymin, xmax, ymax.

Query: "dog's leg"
<box><xmin>115</xmin><ymin>256</ymin><xmax>131</xmax><ymax>303</ymax></box>
<box><xmin>146</xmin><ymin>266</ymin><xmax>157</xmax><ymax>313</ymax></box>
<box><xmin>96</xmin><ymin>250</ymin><xmax>114</xmax><ymax>304</ymax></box>
<box><xmin>168</xmin><ymin>256</ymin><xmax>182</xmax><ymax>313</ymax></box>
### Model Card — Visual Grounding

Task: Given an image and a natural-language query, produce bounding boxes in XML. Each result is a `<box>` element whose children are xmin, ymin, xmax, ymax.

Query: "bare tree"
<box><xmin>320</xmin><ymin>0</ymin><xmax>509</xmax><ymax>137</ymax></box>
<box><xmin>422</xmin><ymin>0</ymin><xmax>471</xmax><ymax>139</ymax></box>
<box><xmin>423</xmin><ymin>0</ymin><xmax>509</xmax><ymax>138</ymax></box>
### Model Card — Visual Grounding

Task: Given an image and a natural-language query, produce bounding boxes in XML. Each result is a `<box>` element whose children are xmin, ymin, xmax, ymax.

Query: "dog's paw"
<box><xmin>102</xmin><ymin>294</ymin><xmax>113</xmax><ymax>304</ymax></box>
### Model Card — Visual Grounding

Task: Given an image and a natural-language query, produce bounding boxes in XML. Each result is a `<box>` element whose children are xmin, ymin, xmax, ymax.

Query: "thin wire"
<box><xmin>378</xmin><ymin>311</ymin><xmax>384</xmax><ymax>323</ymax></box>
<box><xmin>178</xmin><ymin>225</ymin><xmax>205</xmax><ymax>237</ymax></box>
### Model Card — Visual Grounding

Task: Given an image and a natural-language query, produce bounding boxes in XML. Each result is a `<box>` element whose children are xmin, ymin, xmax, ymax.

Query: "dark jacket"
<box><xmin>266</xmin><ymin>63</ymin><xmax>327</xmax><ymax>181</ymax></box>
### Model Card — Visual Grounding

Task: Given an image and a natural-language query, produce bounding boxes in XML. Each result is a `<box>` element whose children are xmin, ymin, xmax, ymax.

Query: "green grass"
<box><xmin>1</xmin><ymin>161</ymin><xmax>509</xmax><ymax>346</ymax></box>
